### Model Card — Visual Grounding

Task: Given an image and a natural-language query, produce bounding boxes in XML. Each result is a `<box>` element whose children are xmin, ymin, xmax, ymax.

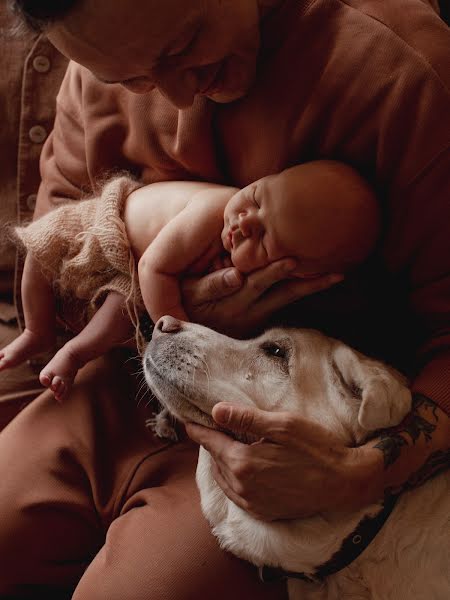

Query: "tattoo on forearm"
<box><xmin>373</xmin><ymin>393</ymin><xmax>439</xmax><ymax>469</ymax></box>
<box><xmin>385</xmin><ymin>448</ymin><xmax>450</xmax><ymax>498</ymax></box>
<box><xmin>401</xmin><ymin>448</ymin><xmax>450</xmax><ymax>490</ymax></box>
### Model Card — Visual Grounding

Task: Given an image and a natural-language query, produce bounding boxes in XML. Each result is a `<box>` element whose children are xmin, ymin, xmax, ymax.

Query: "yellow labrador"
<box><xmin>144</xmin><ymin>316</ymin><xmax>450</xmax><ymax>600</ymax></box>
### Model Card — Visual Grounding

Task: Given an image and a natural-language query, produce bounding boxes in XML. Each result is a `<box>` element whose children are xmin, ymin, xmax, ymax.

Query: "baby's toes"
<box><xmin>50</xmin><ymin>375</ymin><xmax>65</xmax><ymax>398</ymax></box>
<box><xmin>0</xmin><ymin>350</ymin><xmax>12</xmax><ymax>371</ymax></box>
<box><xmin>39</xmin><ymin>371</ymin><xmax>53</xmax><ymax>387</ymax></box>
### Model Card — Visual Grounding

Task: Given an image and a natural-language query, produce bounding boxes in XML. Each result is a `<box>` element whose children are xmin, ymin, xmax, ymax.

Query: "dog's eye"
<box><xmin>262</xmin><ymin>342</ymin><xmax>286</xmax><ymax>359</ymax></box>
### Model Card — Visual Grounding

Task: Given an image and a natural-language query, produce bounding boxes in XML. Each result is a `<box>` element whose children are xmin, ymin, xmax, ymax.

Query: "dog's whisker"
<box><xmin>198</xmin><ymin>356</ymin><xmax>211</xmax><ymax>392</ymax></box>
<box><xmin>191</xmin><ymin>365</ymin><xmax>196</xmax><ymax>390</ymax></box>
<box><xmin>129</xmin><ymin>366</ymin><xmax>145</xmax><ymax>377</ymax></box>
<box><xmin>135</xmin><ymin>376</ymin><xmax>152</xmax><ymax>408</ymax></box>
<box><xmin>143</xmin><ymin>391</ymin><xmax>158</xmax><ymax>410</ymax></box>
<box><xmin>125</xmin><ymin>354</ymin><xmax>140</xmax><ymax>366</ymax></box>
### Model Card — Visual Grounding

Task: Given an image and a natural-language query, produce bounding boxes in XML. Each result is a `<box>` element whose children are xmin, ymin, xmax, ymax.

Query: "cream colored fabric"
<box><xmin>16</xmin><ymin>175</ymin><xmax>145</xmax><ymax>344</ymax></box>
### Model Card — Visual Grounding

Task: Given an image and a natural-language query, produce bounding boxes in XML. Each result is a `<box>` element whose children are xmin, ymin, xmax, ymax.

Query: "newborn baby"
<box><xmin>0</xmin><ymin>161</ymin><xmax>379</xmax><ymax>400</ymax></box>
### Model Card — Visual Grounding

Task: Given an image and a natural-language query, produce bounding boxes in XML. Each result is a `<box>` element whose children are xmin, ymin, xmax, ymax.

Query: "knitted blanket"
<box><xmin>16</xmin><ymin>175</ymin><xmax>146</xmax><ymax>350</ymax></box>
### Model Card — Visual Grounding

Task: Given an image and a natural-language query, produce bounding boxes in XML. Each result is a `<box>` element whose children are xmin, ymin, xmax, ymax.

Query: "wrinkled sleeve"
<box><xmin>35</xmin><ymin>62</ymin><xmax>91</xmax><ymax>218</ymax></box>
<box><xmin>387</xmin><ymin>148</ymin><xmax>450</xmax><ymax>414</ymax></box>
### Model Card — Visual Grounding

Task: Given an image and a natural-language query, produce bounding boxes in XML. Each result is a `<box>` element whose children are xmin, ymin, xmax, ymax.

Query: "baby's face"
<box><xmin>222</xmin><ymin>177</ymin><xmax>284</xmax><ymax>273</ymax></box>
<box><xmin>221</xmin><ymin>173</ymin><xmax>327</xmax><ymax>275</ymax></box>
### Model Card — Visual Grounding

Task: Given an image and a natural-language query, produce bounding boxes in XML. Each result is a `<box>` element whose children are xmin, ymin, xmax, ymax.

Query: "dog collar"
<box><xmin>258</xmin><ymin>493</ymin><xmax>399</xmax><ymax>584</ymax></box>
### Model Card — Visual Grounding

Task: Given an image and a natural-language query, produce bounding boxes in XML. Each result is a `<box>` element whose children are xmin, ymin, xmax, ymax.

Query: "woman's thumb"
<box><xmin>212</xmin><ymin>402</ymin><xmax>273</xmax><ymax>439</ymax></box>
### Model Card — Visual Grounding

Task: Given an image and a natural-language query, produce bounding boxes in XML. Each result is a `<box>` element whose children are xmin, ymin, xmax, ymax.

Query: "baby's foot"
<box><xmin>0</xmin><ymin>328</ymin><xmax>53</xmax><ymax>371</ymax></box>
<box><xmin>39</xmin><ymin>345</ymin><xmax>81</xmax><ymax>402</ymax></box>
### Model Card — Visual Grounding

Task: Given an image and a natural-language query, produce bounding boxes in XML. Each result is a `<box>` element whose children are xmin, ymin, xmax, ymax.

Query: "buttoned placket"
<box><xmin>14</xmin><ymin>35</ymin><xmax>68</xmax><ymax>350</ymax></box>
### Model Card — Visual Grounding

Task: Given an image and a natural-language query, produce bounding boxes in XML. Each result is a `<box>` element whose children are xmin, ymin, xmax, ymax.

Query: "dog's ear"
<box><xmin>332</xmin><ymin>344</ymin><xmax>412</xmax><ymax>431</ymax></box>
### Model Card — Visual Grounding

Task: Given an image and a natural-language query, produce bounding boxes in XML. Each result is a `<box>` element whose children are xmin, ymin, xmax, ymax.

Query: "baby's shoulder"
<box><xmin>186</xmin><ymin>183</ymin><xmax>236</xmax><ymax>214</ymax></box>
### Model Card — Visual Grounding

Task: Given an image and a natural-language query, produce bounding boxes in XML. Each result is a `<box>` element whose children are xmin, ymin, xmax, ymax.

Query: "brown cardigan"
<box><xmin>35</xmin><ymin>0</ymin><xmax>450</xmax><ymax>413</ymax></box>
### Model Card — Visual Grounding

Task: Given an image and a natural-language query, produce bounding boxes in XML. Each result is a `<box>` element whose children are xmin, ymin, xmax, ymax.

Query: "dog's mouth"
<box><xmin>143</xmin><ymin>340</ymin><xmax>259</xmax><ymax>443</ymax></box>
<box><xmin>144</xmin><ymin>350</ymin><xmax>216</xmax><ymax>429</ymax></box>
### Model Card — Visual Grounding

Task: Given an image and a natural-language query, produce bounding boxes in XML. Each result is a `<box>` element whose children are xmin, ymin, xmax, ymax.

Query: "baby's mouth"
<box><xmin>231</xmin><ymin>228</ymin><xmax>244</xmax><ymax>249</ymax></box>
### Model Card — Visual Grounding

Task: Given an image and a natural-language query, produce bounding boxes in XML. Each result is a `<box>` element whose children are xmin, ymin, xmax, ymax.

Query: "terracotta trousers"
<box><xmin>0</xmin><ymin>321</ymin><xmax>287</xmax><ymax>599</ymax></box>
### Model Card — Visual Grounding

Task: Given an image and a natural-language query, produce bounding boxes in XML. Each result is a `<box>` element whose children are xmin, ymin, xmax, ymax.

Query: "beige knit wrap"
<box><xmin>16</xmin><ymin>176</ymin><xmax>146</xmax><ymax>351</ymax></box>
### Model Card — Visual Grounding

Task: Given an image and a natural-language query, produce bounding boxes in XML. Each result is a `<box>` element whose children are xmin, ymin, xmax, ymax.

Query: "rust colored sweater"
<box><xmin>36</xmin><ymin>0</ymin><xmax>450</xmax><ymax>413</ymax></box>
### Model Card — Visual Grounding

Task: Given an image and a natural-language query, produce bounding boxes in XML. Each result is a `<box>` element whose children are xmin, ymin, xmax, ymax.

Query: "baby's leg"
<box><xmin>40</xmin><ymin>291</ymin><xmax>133</xmax><ymax>401</ymax></box>
<box><xmin>0</xmin><ymin>255</ymin><xmax>56</xmax><ymax>370</ymax></box>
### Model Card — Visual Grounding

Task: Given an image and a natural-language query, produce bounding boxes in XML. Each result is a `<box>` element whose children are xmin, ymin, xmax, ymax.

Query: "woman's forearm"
<box><xmin>186</xmin><ymin>394</ymin><xmax>450</xmax><ymax>520</ymax></box>
<box><xmin>349</xmin><ymin>394</ymin><xmax>450</xmax><ymax>507</ymax></box>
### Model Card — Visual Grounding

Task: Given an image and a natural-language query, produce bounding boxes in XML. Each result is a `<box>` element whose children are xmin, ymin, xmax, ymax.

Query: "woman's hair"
<box><xmin>8</xmin><ymin>0</ymin><xmax>78</xmax><ymax>32</ymax></box>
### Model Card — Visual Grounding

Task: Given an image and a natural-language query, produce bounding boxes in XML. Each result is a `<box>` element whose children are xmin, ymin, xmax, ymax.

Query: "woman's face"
<box><xmin>47</xmin><ymin>0</ymin><xmax>262</xmax><ymax>108</ymax></box>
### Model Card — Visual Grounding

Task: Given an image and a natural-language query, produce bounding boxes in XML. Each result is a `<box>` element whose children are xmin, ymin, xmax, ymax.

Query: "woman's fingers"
<box><xmin>182</xmin><ymin>268</ymin><xmax>244</xmax><ymax>305</ymax></box>
<box><xmin>250</xmin><ymin>272</ymin><xmax>344</xmax><ymax>318</ymax></box>
<box><xmin>181</xmin><ymin>259</ymin><xmax>343</xmax><ymax>336</ymax></box>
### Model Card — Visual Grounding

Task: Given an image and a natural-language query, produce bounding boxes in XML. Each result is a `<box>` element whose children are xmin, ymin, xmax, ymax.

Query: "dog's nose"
<box><xmin>153</xmin><ymin>315</ymin><xmax>183</xmax><ymax>338</ymax></box>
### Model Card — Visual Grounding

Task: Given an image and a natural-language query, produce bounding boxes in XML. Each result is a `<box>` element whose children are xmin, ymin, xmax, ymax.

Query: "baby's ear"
<box><xmin>332</xmin><ymin>345</ymin><xmax>412</xmax><ymax>431</ymax></box>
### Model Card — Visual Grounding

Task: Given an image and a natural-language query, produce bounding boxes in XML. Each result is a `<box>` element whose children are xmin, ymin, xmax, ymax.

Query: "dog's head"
<box><xmin>144</xmin><ymin>316</ymin><xmax>411</xmax><ymax>444</ymax></box>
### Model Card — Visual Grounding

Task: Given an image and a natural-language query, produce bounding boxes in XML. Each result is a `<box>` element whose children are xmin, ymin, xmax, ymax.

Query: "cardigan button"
<box><xmin>26</xmin><ymin>194</ymin><xmax>37</xmax><ymax>211</ymax></box>
<box><xmin>29</xmin><ymin>125</ymin><xmax>47</xmax><ymax>144</ymax></box>
<box><xmin>352</xmin><ymin>534</ymin><xmax>362</xmax><ymax>544</ymax></box>
<box><xmin>32</xmin><ymin>55</ymin><xmax>51</xmax><ymax>73</ymax></box>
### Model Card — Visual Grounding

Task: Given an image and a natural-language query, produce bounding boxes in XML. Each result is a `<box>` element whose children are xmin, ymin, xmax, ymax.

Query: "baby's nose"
<box><xmin>238</xmin><ymin>211</ymin><xmax>259</xmax><ymax>237</ymax></box>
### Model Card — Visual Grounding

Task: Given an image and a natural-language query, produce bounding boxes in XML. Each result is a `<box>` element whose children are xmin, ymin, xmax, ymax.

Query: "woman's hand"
<box><xmin>186</xmin><ymin>397</ymin><xmax>450</xmax><ymax>521</ymax></box>
<box><xmin>186</xmin><ymin>402</ymin><xmax>379</xmax><ymax>521</ymax></box>
<box><xmin>181</xmin><ymin>259</ymin><xmax>343</xmax><ymax>337</ymax></box>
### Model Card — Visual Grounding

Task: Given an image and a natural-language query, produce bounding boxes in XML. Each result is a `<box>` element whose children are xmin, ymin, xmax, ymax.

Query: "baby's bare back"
<box><xmin>123</xmin><ymin>180</ymin><xmax>231</xmax><ymax>261</ymax></box>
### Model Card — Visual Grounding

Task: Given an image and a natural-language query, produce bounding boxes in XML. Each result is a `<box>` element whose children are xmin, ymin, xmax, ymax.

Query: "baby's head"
<box><xmin>221</xmin><ymin>161</ymin><xmax>380</xmax><ymax>276</ymax></box>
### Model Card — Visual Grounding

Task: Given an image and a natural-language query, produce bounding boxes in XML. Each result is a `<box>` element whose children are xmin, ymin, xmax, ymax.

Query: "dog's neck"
<box><xmin>198</xmin><ymin>448</ymin><xmax>387</xmax><ymax>575</ymax></box>
<box><xmin>254</xmin><ymin>500</ymin><xmax>388</xmax><ymax>575</ymax></box>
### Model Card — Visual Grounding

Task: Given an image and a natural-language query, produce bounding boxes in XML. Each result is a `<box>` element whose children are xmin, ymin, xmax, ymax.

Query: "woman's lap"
<box><xmin>0</xmin><ymin>332</ymin><xmax>286</xmax><ymax>599</ymax></box>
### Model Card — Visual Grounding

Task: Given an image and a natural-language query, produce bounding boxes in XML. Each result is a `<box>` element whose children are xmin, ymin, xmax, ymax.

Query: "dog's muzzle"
<box><xmin>143</xmin><ymin>317</ymin><xmax>217</xmax><ymax>428</ymax></box>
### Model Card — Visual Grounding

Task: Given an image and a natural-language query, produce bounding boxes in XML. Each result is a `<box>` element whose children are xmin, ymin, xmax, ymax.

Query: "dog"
<box><xmin>144</xmin><ymin>315</ymin><xmax>450</xmax><ymax>599</ymax></box>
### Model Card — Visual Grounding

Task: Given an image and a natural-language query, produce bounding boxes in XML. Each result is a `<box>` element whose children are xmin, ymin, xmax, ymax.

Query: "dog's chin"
<box><xmin>144</xmin><ymin>357</ymin><xmax>259</xmax><ymax>444</ymax></box>
<box><xmin>144</xmin><ymin>357</ymin><xmax>216</xmax><ymax>427</ymax></box>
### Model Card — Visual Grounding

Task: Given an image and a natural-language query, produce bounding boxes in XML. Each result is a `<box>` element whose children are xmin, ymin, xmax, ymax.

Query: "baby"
<box><xmin>0</xmin><ymin>161</ymin><xmax>379</xmax><ymax>400</ymax></box>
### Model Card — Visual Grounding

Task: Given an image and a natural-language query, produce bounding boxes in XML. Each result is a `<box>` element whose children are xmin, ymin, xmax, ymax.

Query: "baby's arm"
<box><xmin>0</xmin><ymin>254</ymin><xmax>56</xmax><ymax>370</ymax></box>
<box><xmin>138</xmin><ymin>190</ymin><xmax>229</xmax><ymax>323</ymax></box>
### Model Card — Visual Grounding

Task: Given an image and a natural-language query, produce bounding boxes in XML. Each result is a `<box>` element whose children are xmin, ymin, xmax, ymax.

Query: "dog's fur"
<box><xmin>144</xmin><ymin>317</ymin><xmax>450</xmax><ymax>599</ymax></box>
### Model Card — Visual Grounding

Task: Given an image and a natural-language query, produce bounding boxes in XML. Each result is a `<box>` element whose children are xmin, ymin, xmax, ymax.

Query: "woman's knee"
<box><xmin>0</xmin><ymin>391</ymin><xmax>102</xmax><ymax>592</ymax></box>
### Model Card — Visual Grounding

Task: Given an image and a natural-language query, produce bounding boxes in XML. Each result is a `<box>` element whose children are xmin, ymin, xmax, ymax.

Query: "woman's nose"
<box><xmin>155</xmin><ymin>69</ymin><xmax>198</xmax><ymax>109</ymax></box>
